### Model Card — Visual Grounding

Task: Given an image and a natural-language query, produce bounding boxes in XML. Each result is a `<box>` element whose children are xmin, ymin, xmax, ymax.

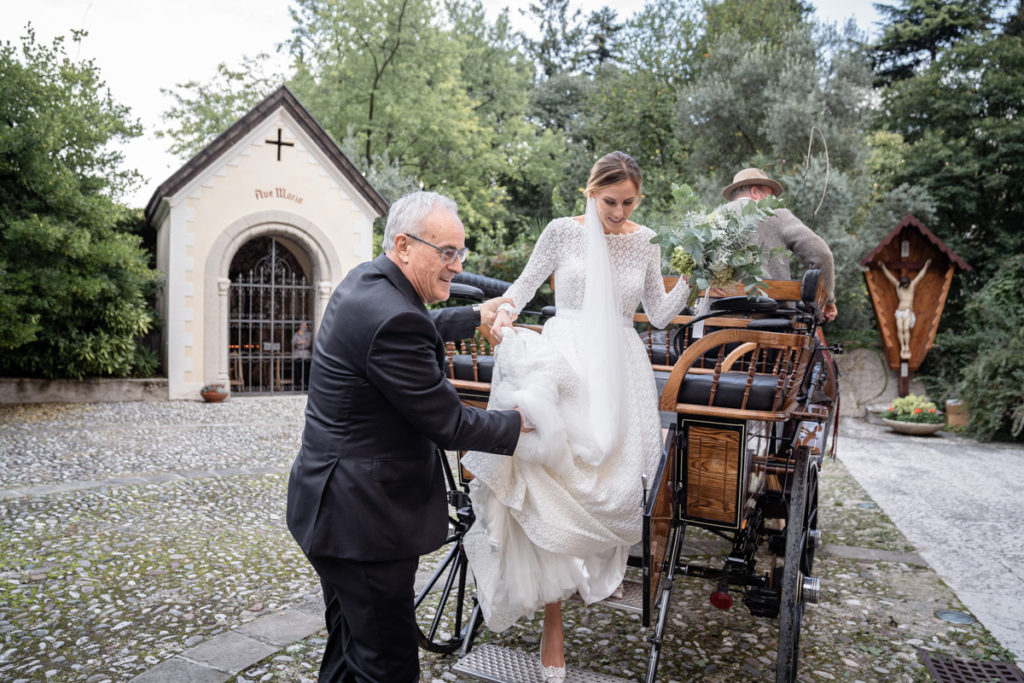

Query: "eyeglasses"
<box><xmin>405</xmin><ymin>233</ymin><xmax>469</xmax><ymax>265</ymax></box>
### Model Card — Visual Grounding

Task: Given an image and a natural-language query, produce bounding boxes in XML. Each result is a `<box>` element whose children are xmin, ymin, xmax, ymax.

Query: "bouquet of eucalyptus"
<box><xmin>652</xmin><ymin>183</ymin><xmax>783</xmax><ymax>306</ymax></box>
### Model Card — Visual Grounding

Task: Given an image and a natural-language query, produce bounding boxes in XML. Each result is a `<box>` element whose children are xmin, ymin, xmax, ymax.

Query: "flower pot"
<box><xmin>882</xmin><ymin>418</ymin><xmax>943</xmax><ymax>435</ymax></box>
<box><xmin>201</xmin><ymin>390</ymin><xmax>228</xmax><ymax>403</ymax></box>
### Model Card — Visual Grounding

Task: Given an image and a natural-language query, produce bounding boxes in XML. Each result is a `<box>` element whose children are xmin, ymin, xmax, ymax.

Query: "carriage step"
<box><xmin>453</xmin><ymin>643</ymin><xmax>632</xmax><ymax>683</ymax></box>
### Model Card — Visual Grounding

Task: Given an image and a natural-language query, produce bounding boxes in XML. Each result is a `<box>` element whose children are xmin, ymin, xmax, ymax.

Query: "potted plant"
<box><xmin>200</xmin><ymin>382</ymin><xmax>229</xmax><ymax>403</ymax></box>
<box><xmin>882</xmin><ymin>393</ymin><xmax>944</xmax><ymax>435</ymax></box>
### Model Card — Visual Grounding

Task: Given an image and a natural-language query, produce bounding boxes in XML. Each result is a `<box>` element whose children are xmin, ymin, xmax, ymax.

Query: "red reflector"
<box><xmin>710</xmin><ymin>591</ymin><xmax>733</xmax><ymax>610</ymax></box>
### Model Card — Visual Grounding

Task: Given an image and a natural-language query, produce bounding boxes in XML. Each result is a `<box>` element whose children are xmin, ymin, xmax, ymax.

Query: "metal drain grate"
<box><xmin>918</xmin><ymin>649</ymin><xmax>1024</xmax><ymax>683</ymax></box>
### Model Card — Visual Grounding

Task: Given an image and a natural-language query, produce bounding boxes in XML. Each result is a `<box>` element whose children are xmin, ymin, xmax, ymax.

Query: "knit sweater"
<box><xmin>724</xmin><ymin>199</ymin><xmax>836</xmax><ymax>304</ymax></box>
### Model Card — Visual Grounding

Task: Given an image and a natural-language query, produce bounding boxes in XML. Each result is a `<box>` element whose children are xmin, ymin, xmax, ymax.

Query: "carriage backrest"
<box><xmin>658</xmin><ymin>328</ymin><xmax>814</xmax><ymax>422</ymax></box>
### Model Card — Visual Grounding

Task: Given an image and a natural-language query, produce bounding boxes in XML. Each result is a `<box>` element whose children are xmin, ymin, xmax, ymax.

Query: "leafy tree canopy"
<box><xmin>0</xmin><ymin>27</ymin><xmax>158</xmax><ymax>378</ymax></box>
<box><xmin>872</xmin><ymin>0</ymin><xmax>999</xmax><ymax>85</ymax></box>
<box><xmin>876</xmin><ymin>25</ymin><xmax>1024</xmax><ymax>287</ymax></box>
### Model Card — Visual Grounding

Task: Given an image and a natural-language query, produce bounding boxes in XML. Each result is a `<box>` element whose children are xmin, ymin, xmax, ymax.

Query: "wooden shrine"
<box><xmin>860</xmin><ymin>215</ymin><xmax>970</xmax><ymax>395</ymax></box>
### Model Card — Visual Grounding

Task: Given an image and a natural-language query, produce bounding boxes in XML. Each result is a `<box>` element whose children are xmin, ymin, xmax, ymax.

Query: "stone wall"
<box><xmin>833</xmin><ymin>346</ymin><xmax>926</xmax><ymax>418</ymax></box>
<box><xmin>0</xmin><ymin>378</ymin><xmax>169</xmax><ymax>404</ymax></box>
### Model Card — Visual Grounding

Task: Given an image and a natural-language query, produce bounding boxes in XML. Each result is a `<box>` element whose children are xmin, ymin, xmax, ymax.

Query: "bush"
<box><xmin>956</xmin><ymin>254</ymin><xmax>1024</xmax><ymax>441</ymax></box>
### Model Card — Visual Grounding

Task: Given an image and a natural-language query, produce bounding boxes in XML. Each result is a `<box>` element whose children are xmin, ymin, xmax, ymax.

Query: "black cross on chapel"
<box><xmin>265</xmin><ymin>128</ymin><xmax>294</xmax><ymax>161</ymax></box>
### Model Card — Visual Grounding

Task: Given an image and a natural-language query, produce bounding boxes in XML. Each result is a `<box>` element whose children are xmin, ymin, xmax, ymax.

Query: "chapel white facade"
<box><xmin>145</xmin><ymin>86</ymin><xmax>386</xmax><ymax>400</ymax></box>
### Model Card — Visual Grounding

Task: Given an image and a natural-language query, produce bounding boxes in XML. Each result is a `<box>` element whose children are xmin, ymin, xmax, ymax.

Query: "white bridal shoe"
<box><xmin>541</xmin><ymin>662</ymin><xmax>566</xmax><ymax>683</ymax></box>
<box><xmin>541</xmin><ymin>639</ymin><xmax>566</xmax><ymax>683</ymax></box>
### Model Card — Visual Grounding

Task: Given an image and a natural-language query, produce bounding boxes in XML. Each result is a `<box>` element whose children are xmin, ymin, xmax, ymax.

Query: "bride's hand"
<box><xmin>489</xmin><ymin>308</ymin><xmax>515</xmax><ymax>344</ymax></box>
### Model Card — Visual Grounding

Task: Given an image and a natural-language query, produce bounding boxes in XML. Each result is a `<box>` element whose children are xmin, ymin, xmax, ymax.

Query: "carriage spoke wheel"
<box><xmin>414</xmin><ymin>533</ymin><xmax>475</xmax><ymax>653</ymax></box>
<box><xmin>775</xmin><ymin>446</ymin><xmax>819</xmax><ymax>683</ymax></box>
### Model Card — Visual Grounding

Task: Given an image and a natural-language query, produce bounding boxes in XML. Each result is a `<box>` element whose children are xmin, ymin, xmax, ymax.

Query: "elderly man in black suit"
<box><xmin>286</xmin><ymin>191</ymin><xmax>524</xmax><ymax>682</ymax></box>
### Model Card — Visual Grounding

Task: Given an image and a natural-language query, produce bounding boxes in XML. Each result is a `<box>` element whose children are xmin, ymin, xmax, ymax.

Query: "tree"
<box><xmin>0</xmin><ymin>27</ymin><xmax>159</xmax><ymax>378</ymax></box>
<box><xmin>700</xmin><ymin>0</ymin><xmax>813</xmax><ymax>50</ymax></box>
<box><xmin>876</xmin><ymin>26</ymin><xmax>1024</xmax><ymax>289</ymax></box>
<box><xmin>521</xmin><ymin>0</ymin><xmax>587</xmax><ymax>78</ymax></box>
<box><xmin>872</xmin><ymin>0</ymin><xmax>999</xmax><ymax>85</ymax></box>
<box><xmin>583</xmin><ymin>7</ymin><xmax>624</xmax><ymax>68</ymax></box>
<box><xmin>1006</xmin><ymin>0</ymin><xmax>1024</xmax><ymax>36</ymax></box>
<box><xmin>956</xmin><ymin>254</ymin><xmax>1024</xmax><ymax>441</ymax></box>
<box><xmin>676</xmin><ymin>22</ymin><xmax>873</xmax><ymax>185</ymax></box>
<box><xmin>583</xmin><ymin>1</ymin><xmax>701</xmax><ymax>217</ymax></box>
<box><xmin>157</xmin><ymin>54</ymin><xmax>287</xmax><ymax>159</ymax></box>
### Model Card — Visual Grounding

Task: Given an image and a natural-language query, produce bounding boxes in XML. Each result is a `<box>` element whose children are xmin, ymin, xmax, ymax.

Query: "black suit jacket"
<box><xmin>286</xmin><ymin>255</ymin><xmax>520</xmax><ymax>562</ymax></box>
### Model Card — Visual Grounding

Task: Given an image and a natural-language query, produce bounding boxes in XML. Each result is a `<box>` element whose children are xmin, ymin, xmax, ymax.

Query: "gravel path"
<box><xmin>0</xmin><ymin>398</ymin><xmax>1017</xmax><ymax>682</ymax></box>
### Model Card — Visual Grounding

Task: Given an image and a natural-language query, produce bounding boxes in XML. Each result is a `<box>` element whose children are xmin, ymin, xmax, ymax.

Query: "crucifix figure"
<box><xmin>265</xmin><ymin>128</ymin><xmax>294</xmax><ymax>161</ymax></box>
<box><xmin>880</xmin><ymin>258</ymin><xmax>931</xmax><ymax>360</ymax></box>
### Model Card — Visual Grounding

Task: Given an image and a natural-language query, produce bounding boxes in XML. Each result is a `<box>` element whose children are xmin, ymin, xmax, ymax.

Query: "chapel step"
<box><xmin>452</xmin><ymin>643</ymin><xmax>632</xmax><ymax>683</ymax></box>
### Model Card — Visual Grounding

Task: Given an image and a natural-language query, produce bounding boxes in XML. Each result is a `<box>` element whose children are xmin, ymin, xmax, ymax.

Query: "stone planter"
<box><xmin>882</xmin><ymin>418</ymin><xmax>943</xmax><ymax>435</ymax></box>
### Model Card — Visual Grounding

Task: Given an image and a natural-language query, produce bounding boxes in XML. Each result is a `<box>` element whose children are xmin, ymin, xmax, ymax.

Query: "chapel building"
<box><xmin>145</xmin><ymin>86</ymin><xmax>386</xmax><ymax>400</ymax></box>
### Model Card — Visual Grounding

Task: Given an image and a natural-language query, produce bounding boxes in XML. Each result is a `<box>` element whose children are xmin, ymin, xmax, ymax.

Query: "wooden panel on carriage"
<box><xmin>679</xmin><ymin>418</ymin><xmax>751</xmax><ymax>529</ymax></box>
<box><xmin>642</xmin><ymin>424</ymin><xmax>677</xmax><ymax>627</ymax></box>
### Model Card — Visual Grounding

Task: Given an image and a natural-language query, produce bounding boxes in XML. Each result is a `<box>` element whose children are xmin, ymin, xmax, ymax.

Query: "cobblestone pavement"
<box><xmin>0</xmin><ymin>398</ymin><xmax>1017</xmax><ymax>682</ymax></box>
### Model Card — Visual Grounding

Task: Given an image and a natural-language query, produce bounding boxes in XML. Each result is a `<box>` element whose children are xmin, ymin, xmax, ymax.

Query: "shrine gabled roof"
<box><xmin>144</xmin><ymin>85</ymin><xmax>388</xmax><ymax>223</ymax></box>
<box><xmin>859</xmin><ymin>214</ymin><xmax>971</xmax><ymax>271</ymax></box>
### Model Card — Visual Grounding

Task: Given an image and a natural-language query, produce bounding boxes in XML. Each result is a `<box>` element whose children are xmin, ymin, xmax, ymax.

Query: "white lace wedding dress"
<box><xmin>461</xmin><ymin>216</ymin><xmax>689</xmax><ymax>632</ymax></box>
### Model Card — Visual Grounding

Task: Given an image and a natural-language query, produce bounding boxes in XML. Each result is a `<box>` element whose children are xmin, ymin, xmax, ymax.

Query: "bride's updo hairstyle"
<box><xmin>584</xmin><ymin>151</ymin><xmax>642</xmax><ymax>201</ymax></box>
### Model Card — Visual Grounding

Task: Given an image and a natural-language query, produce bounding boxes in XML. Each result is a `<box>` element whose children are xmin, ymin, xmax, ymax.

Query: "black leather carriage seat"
<box><xmin>678</xmin><ymin>370</ymin><xmax>781</xmax><ymax>411</ymax></box>
<box><xmin>447</xmin><ymin>353</ymin><xmax>496</xmax><ymax>383</ymax></box>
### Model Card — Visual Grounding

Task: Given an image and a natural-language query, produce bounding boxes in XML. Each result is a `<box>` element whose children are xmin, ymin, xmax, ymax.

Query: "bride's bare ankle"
<box><xmin>540</xmin><ymin>604</ymin><xmax>564</xmax><ymax>667</ymax></box>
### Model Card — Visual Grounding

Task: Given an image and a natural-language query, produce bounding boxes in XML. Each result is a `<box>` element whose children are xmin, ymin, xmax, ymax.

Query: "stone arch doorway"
<box><xmin>228</xmin><ymin>235</ymin><xmax>314</xmax><ymax>393</ymax></box>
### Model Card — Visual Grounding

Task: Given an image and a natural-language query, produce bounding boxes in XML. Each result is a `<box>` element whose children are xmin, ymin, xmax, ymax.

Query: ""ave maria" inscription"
<box><xmin>255</xmin><ymin>187</ymin><xmax>304</xmax><ymax>204</ymax></box>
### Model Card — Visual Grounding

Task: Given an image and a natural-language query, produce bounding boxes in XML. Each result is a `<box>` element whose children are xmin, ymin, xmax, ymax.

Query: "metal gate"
<box><xmin>228</xmin><ymin>237</ymin><xmax>313</xmax><ymax>393</ymax></box>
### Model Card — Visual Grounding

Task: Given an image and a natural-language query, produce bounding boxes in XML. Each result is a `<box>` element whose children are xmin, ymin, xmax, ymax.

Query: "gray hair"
<box><xmin>730</xmin><ymin>184</ymin><xmax>775</xmax><ymax>201</ymax></box>
<box><xmin>730</xmin><ymin>186</ymin><xmax>755</xmax><ymax>201</ymax></box>
<box><xmin>382</xmin><ymin>191</ymin><xmax>459</xmax><ymax>253</ymax></box>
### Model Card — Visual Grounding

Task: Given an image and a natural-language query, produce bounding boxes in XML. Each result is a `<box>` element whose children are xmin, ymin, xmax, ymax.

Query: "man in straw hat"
<box><xmin>722</xmin><ymin>168</ymin><xmax>837</xmax><ymax>321</ymax></box>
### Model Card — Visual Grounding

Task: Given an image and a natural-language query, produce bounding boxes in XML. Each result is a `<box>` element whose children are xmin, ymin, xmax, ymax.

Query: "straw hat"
<box><xmin>722</xmin><ymin>168</ymin><xmax>783</xmax><ymax>200</ymax></box>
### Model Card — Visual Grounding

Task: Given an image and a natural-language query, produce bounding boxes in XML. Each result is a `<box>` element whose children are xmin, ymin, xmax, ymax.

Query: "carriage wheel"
<box><xmin>414</xmin><ymin>533</ymin><xmax>475</xmax><ymax>653</ymax></box>
<box><xmin>775</xmin><ymin>446</ymin><xmax>819</xmax><ymax>683</ymax></box>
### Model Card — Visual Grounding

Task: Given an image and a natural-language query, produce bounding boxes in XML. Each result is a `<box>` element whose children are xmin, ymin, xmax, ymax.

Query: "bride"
<box><xmin>461</xmin><ymin>151</ymin><xmax>690</xmax><ymax>681</ymax></box>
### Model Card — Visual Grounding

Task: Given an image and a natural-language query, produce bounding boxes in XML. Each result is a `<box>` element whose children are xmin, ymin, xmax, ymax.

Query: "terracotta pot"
<box><xmin>882</xmin><ymin>418</ymin><xmax>943</xmax><ymax>435</ymax></box>
<box><xmin>201</xmin><ymin>390</ymin><xmax>228</xmax><ymax>403</ymax></box>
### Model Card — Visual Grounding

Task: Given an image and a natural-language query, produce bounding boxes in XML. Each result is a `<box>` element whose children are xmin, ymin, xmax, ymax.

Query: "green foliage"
<box><xmin>465</xmin><ymin>222</ymin><xmax>553</xmax><ymax>311</ymax></box>
<box><xmin>882</xmin><ymin>393</ymin><xmax>944</xmax><ymax>423</ymax></box>
<box><xmin>0</xmin><ymin>27</ymin><xmax>158</xmax><ymax>379</ymax></box>
<box><xmin>678</xmin><ymin>22</ymin><xmax>874</xmax><ymax>181</ymax></box>
<box><xmin>286</xmin><ymin>0</ymin><xmax>551</xmax><ymax>240</ymax></box>
<box><xmin>955</xmin><ymin>255</ymin><xmax>1024</xmax><ymax>441</ymax></box>
<box><xmin>876</xmin><ymin>17</ymin><xmax>1024</xmax><ymax>339</ymax></box>
<box><xmin>157</xmin><ymin>54</ymin><xmax>287</xmax><ymax>159</ymax></box>
<box><xmin>872</xmin><ymin>0</ymin><xmax>999</xmax><ymax>85</ymax></box>
<box><xmin>700</xmin><ymin>0</ymin><xmax>813</xmax><ymax>49</ymax></box>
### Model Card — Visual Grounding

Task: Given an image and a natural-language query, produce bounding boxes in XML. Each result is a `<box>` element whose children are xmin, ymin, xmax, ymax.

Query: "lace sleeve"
<box><xmin>640</xmin><ymin>241</ymin><xmax>690</xmax><ymax>329</ymax></box>
<box><xmin>502</xmin><ymin>219</ymin><xmax>562</xmax><ymax>313</ymax></box>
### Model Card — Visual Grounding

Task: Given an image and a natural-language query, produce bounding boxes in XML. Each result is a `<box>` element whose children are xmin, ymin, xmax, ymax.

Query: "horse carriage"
<box><xmin>414</xmin><ymin>269</ymin><xmax>842</xmax><ymax>682</ymax></box>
